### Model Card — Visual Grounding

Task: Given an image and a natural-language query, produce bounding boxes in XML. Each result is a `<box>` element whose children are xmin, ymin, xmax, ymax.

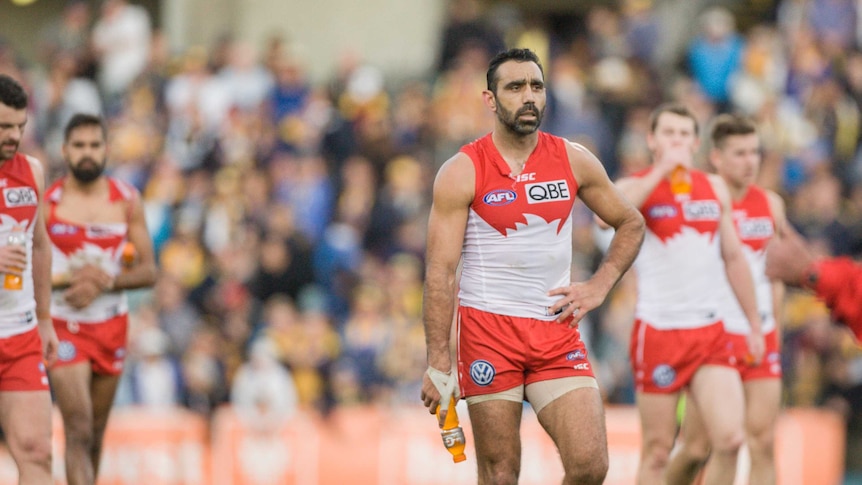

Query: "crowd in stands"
<box><xmin>2</xmin><ymin>0</ymin><xmax>862</xmax><ymax>475</ymax></box>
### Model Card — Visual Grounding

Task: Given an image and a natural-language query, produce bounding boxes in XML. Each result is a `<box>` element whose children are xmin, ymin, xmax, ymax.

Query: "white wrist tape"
<box><xmin>426</xmin><ymin>366</ymin><xmax>458</xmax><ymax>411</ymax></box>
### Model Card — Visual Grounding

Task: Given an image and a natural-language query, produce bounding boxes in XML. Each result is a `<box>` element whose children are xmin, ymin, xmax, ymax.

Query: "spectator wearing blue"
<box><xmin>688</xmin><ymin>7</ymin><xmax>744</xmax><ymax>112</ymax></box>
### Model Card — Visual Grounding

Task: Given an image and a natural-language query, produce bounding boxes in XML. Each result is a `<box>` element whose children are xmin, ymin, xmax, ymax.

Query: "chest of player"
<box><xmin>0</xmin><ymin>182</ymin><xmax>39</xmax><ymax>225</ymax></box>
<box><xmin>48</xmin><ymin>218</ymin><xmax>127</xmax><ymax>254</ymax></box>
<box><xmin>731</xmin><ymin>207</ymin><xmax>774</xmax><ymax>250</ymax></box>
<box><xmin>473</xmin><ymin>170</ymin><xmax>577</xmax><ymax>232</ymax></box>
<box><xmin>642</xmin><ymin>180</ymin><xmax>721</xmax><ymax>238</ymax></box>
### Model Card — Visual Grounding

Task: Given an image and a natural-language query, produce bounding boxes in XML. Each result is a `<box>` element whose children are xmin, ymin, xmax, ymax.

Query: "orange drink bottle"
<box><xmin>436</xmin><ymin>396</ymin><xmax>467</xmax><ymax>463</ymax></box>
<box><xmin>120</xmin><ymin>241</ymin><xmax>137</xmax><ymax>268</ymax></box>
<box><xmin>670</xmin><ymin>165</ymin><xmax>692</xmax><ymax>197</ymax></box>
<box><xmin>3</xmin><ymin>229</ymin><xmax>25</xmax><ymax>290</ymax></box>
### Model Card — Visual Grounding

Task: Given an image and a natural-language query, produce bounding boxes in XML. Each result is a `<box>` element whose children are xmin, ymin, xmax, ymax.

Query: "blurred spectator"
<box><xmin>91</xmin><ymin>0</ymin><xmax>152</xmax><ymax>111</ymax></box>
<box><xmin>124</xmin><ymin>311</ymin><xmax>184</xmax><ymax>408</ymax></box>
<box><xmin>687</xmin><ymin>6</ymin><xmax>744</xmax><ymax>111</ymax></box>
<box><xmin>181</xmin><ymin>325</ymin><xmax>229</xmax><ymax>416</ymax></box>
<box><xmin>230</xmin><ymin>337</ymin><xmax>298</xmax><ymax>430</ymax></box>
<box><xmin>37</xmin><ymin>0</ymin><xmax>92</xmax><ymax>67</ymax></box>
<box><xmin>154</xmin><ymin>273</ymin><xmax>201</xmax><ymax>357</ymax></box>
<box><xmin>436</xmin><ymin>0</ymin><xmax>505</xmax><ymax>73</ymax></box>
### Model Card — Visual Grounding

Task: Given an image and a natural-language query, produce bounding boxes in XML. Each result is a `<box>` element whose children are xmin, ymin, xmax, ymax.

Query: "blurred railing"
<box><xmin>0</xmin><ymin>405</ymin><xmax>843</xmax><ymax>485</ymax></box>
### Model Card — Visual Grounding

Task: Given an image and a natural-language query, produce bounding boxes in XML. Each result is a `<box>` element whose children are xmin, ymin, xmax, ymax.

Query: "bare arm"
<box><xmin>420</xmin><ymin>152</ymin><xmax>474</xmax><ymax>422</ymax></box>
<box><xmin>112</xmin><ymin>192</ymin><xmax>157</xmax><ymax>290</ymax></box>
<box><xmin>548</xmin><ymin>142</ymin><xmax>644</xmax><ymax>323</ymax></box>
<box><xmin>28</xmin><ymin>157</ymin><xmax>58</xmax><ymax>366</ymax></box>
<box><xmin>766</xmin><ymin>190</ymin><xmax>787</xmax><ymax>340</ymax></box>
<box><xmin>423</xmin><ymin>153</ymin><xmax>473</xmax><ymax>370</ymax></box>
<box><xmin>711</xmin><ymin>175</ymin><xmax>764</xmax><ymax>360</ymax></box>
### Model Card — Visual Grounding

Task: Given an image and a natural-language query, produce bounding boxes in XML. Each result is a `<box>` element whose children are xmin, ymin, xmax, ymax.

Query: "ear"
<box><xmin>482</xmin><ymin>90</ymin><xmax>497</xmax><ymax>111</ymax></box>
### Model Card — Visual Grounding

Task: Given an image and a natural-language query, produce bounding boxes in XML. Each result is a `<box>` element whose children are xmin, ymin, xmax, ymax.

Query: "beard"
<box><xmin>496</xmin><ymin>102</ymin><xmax>544</xmax><ymax>136</ymax></box>
<box><xmin>0</xmin><ymin>140</ymin><xmax>18</xmax><ymax>161</ymax></box>
<box><xmin>68</xmin><ymin>158</ymin><xmax>106</xmax><ymax>184</ymax></box>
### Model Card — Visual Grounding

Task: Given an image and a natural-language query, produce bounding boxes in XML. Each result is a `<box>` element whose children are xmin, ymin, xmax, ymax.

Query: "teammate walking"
<box><xmin>0</xmin><ymin>73</ymin><xmax>59</xmax><ymax>485</ymax></box>
<box><xmin>666</xmin><ymin>114</ymin><xmax>787</xmax><ymax>484</ymax></box>
<box><xmin>46</xmin><ymin>113</ymin><xmax>156</xmax><ymax>485</ymax></box>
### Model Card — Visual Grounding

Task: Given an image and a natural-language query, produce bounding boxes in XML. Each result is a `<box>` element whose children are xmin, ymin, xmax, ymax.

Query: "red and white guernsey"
<box><xmin>46</xmin><ymin>177</ymin><xmax>136</xmax><ymax>323</ymax></box>
<box><xmin>0</xmin><ymin>153</ymin><xmax>42</xmax><ymax>337</ymax></box>
<box><xmin>718</xmin><ymin>186</ymin><xmax>775</xmax><ymax>335</ymax></box>
<box><xmin>458</xmin><ymin>132</ymin><xmax>578</xmax><ymax>320</ymax></box>
<box><xmin>634</xmin><ymin>169</ymin><xmax>723</xmax><ymax>330</ymax></box>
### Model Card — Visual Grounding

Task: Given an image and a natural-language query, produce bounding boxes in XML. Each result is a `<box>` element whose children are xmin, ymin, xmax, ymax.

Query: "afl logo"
<box><xmin>470</xmin><ymin>360</ymin><xmax>496</xmax><ymax>386</ymax></box>
<box><xmin>483</xmin><ymin>189</ymin><xmax>517</xmax><ymax>206</ymax></box>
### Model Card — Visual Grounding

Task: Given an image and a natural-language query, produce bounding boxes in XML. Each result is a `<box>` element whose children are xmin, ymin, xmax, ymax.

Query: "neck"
<box><xmin>66</xmin><ymin>176</ymin><xmax>107</xmax><ymax>194</ymax></box>
<box><xmin>492</xmin><ymin>129</ymin><xmax>538</xmax><ymax>155</ymax></box>
<box><xmin>727</xmin><ymin>181</ymin><xmax>749</xmax><ymax>202</ymax></box>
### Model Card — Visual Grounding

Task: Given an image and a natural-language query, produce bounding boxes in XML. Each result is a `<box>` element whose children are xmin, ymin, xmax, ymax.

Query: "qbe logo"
<box><xmin>3</xmin><ymin>187</ymin><xmax>37</xmax><ymax>208</ymax></box>
<box><xmin>738</xmin><ymin>217</ymin><xmax>774</xmax><ymax>239</ymax></box>
<box><xmin>470</xmin><ymin>360</ymin><xmax>496</xmax><ymax>386</ymax></box>
<box><xmin>525</xmin><ymin>180</ymin><xmax>570</xmax><ymax>204</ymax></box>
<box><xmin>682</xmin><ymin>200</ymin><xmax>720</xmax><ymax>221</ymax></box>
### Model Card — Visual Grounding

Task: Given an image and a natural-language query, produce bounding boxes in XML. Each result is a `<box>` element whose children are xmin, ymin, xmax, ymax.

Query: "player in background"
<box><xmin>607</xmin><ymin>103</ymin><xmax>764</xmax><ymax>485</ymax></box>
<box><xmin>46</xmin><ymin>113</ymin><xmax>156</xmax><ymax>485</ymax></box>
<box><xmin>0</xmin><ymin>73</ymin><xmax>59</xmax><ymax>485</ymax></box>
<box><xmin>666</xmin><ymin>114</ymin><xmax>787</xmax><ymax>484</ymax></box>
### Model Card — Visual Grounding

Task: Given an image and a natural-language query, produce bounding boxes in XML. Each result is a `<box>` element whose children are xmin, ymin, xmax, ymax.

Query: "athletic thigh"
<box><xmin>0</xmin><ymin>390</ymin><xmax>53</xmax><ymax>454</ymax></box>
<box><xmin>743</xmin><ymin>378</ymin><xmax>781</xmax><ymax>439</ymax></box>
<box><xmin>636</xmin><ymin>391</ymin><xmax>681</xmax><ymax>452</ymax></box>
<box><xmin>679</xmin><ymin>392</ymin><xmax>710</xmax><ymax>450</ymax></box>
<box><xmin>535</xmin><ymin>386</ymin><xmax>607</xmax><ymax>468</ymax></box>
<box><xmin>688</xmin><ymin>365</ymin><xmax>745</xmax><ymax>446</ymax></box>
<box><xmin>468</xmin><ymin>399</ymin><xmax>524</xmax><ymax>472</ymax></box>
<box><xmin>49</xmin><ymin>362</ymin><xmax>94</xmax><ymax>425</ymax></box>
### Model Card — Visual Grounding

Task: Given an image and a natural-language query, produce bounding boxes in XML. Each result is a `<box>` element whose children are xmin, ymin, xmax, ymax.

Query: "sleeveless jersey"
<box><xmin>46</xmin><ymin>177</ymin><xmax>136</xmax><ymax>323</ymax></box>
<box><xmin>0</xmin><ymin>153</ymin><xmax>41</xmax><ymax>337</ymax></box>
<box><xmin>634</xmin><ymin>169</ymin><xmax>723</xmax><ymax>329</ymax></box>
<box><xmin>458</xmin><ymin>132</ymin><xmax>578</xmax><ymax>320</ymax></box>
<box><xmin>717</xmin><ymin>186</ymin><xmax>775</xmax><ymax>334</ymax></box>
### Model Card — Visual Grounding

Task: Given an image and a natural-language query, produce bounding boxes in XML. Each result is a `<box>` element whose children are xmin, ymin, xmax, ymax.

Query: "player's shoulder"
<box><xmin>22</xmin><ymin>154</ymin><xmax>45</xmax><ymax>172</ymax></box>
<box><xmin>108</xmin><ymin>176</ymin><xmax>142</xmax><ymax>201</ymax></box>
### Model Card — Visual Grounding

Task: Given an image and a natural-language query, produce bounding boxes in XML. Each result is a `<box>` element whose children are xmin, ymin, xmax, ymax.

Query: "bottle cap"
<box><xmin>453</xmin><ymin>453</ymin><xmax>466</xmax><ymax>463</ymax></box>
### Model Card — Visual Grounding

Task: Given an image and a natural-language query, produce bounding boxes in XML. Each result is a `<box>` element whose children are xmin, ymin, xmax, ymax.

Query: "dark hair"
<box><xmin>648</xmin><ymin>102</ymin><xmax>699</xmax><ymax>136</ymax></box>
<box><xmin>486</xmin><ymin>48</ymin><xmax>544</xmax><ymax>93</ymax></box>
<box><xmin>0</xmin><ymin>74</ymin><xmax>28</xmax><ymax>110</ymax></box>
<box><xmin>710</xmin><ymin>113</ymin><xmax>757</xmax><ymax>149</ymax></box>
<box><xmin>64</xmin><ymin>113</ymin><xmax>106</xmax><ymax>141</ymax></box>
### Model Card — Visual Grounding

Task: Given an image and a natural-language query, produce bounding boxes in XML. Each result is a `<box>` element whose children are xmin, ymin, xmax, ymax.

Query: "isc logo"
<box><xmin>525</xmin><ymin>180</ymin><xmax>570</xmax><ymax>204</ymax></box>
<box><xmin>3</xmin><ymin>187</ymin><xmax>37</xmax><ymax>208</ymax></box>
<box><xmin>483</xmin><ymin>189</ymin><xmax>517</xmax><ymax>206</ymax></box>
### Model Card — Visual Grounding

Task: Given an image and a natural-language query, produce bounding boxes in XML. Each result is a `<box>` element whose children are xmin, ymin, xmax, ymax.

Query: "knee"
<box><xmin>677</xmin><ymin>437</ymin><xmax>711</xmax><ymax>464</ymax></box>
<box><xmin>564</xmin><ymin>456</ymin><xmax>608</xmax><ymax>485</ymax></box>
<box><xmin>64</xmin><ymin>417</ymin><xmax>95</xmax><ymax>447</ymax></box>
<box><xmin>479</xmin><ymin>458</ymin><xmax>520</xmax><ymax>485</ymax></box>
<box><xmin>747</xmin><ymin>427</ymin><xmax>775</xmax><ymax>458</ymax></box>
<box><xmin>14</xmin><ymin>435</ymin><xmax>51</xmax><ymax>468</ymax></box>
<box><xmin>710</xmin><ymin>428</ymin><xmax>745</xmax><ymax>455</ymax></box>
<box><xmin>480</xmin><ymin>469</ymin><xmax>519</xmax><ymax>485</ymax></box>
<box><xmin>641</xmin><ymin>441</ymin><xmax>673</xmax><ymax>471</ymax></box>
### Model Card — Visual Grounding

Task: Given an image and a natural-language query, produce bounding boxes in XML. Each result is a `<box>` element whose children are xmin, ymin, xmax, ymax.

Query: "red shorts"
<box><xmin>53</xmin><ymin>314</ymin><xmax>128</xmax><ymax>376</ymax></box>
<box><xmin>629</xmin><ymin>319</ymin><xmax>733</xmax><ymax>394</ymax></box>
<box><xmin>727</xmin><ymin>330</ymin><xmax>782</xmax><ymax>381</ymax></box>
<box><xmin>0</xmin><ymin>326</ymin><xmax>50</xmax><ymax>391</ymax></box>
<box><xmin>456</xmin><ymin>306</ymin><xmax>593</xmax><ymax>398</ymax></box>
